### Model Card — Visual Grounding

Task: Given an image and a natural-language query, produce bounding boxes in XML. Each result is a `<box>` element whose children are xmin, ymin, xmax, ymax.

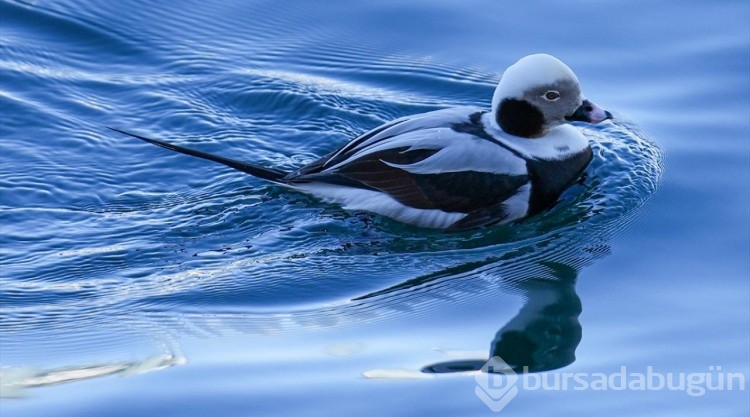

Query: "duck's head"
<box><xmin>492</xmin><ymin>54</ymin><xmax>612</xmax><ymax>139</ymax></box>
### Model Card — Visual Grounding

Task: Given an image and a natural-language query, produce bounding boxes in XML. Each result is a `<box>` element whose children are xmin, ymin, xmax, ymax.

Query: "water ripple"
<box><xmin>1</xmin><ymin>0</ymin><xmax>663</xmax><ymax>367</ymax></box>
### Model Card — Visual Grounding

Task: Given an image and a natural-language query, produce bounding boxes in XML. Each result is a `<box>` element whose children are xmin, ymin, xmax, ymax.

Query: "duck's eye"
<box><xmin>544</xmin><ymin>91</ymin><xmax>560</xmax><ymax>101</ymax></box>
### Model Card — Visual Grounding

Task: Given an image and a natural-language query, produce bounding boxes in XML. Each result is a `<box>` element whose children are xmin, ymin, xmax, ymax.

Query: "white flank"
<box><xmin>501</xmin><ymin>183</ymin><xmax>531</xmax><ymax>222</ymax></box>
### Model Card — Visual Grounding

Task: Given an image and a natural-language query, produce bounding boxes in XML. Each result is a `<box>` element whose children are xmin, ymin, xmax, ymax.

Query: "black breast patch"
<box><xmin>526</xmin><ymin>147</ymin><xmax>593</xmax><ymax>215</ymax></box>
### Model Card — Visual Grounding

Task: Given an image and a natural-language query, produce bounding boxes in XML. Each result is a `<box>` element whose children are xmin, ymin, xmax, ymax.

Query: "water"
<box><xmin>1</xmin><ymin>0</ymin><xmax>748</xmax><ymax>415</ymax></box>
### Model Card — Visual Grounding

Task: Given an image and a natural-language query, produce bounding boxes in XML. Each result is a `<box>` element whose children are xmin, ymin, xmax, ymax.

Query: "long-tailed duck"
<box><xmin>111</xmin><ymin>54</ymin><xmax>612</xmax><ymax>230</ymax></box>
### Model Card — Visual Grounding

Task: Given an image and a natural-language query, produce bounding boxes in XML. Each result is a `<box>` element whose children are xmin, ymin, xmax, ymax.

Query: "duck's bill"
<box><xmin>565</xmin><ymin>99</ymin><xmax>613</xmax><ymax>124</ymax></box>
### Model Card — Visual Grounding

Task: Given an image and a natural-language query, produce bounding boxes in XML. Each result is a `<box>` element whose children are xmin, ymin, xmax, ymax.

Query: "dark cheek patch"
<box><xmin>496</xmin><ymin>98</ymin><xmax>545</xmax><ymax>138</ymax></box>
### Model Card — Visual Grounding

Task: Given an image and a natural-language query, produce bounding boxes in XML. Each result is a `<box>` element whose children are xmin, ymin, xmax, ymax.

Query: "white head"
<box><xmin>491</xmin><ymin>54</ymin><xmax>611</xmax><ymax>138</ymax></box>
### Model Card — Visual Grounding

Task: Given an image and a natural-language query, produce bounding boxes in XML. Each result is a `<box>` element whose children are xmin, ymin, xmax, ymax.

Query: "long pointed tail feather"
<box><xmin>108</xmin><ymin>128</ymin><xmax>289</xmax><ymax>183</ymax></box>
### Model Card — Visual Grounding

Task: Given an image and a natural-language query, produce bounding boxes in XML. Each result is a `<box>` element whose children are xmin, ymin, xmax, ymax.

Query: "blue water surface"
<box><xmin>1</xmin><ymin>0</ymin><xmax>749</xmax><ymax>416</ymax></box>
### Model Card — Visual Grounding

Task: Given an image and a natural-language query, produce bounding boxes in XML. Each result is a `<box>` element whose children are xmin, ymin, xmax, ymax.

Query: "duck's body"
<box><xmin>112</xmin><ymin>54</ymin><xmax>611</xmax><ymax>230</ymax></box>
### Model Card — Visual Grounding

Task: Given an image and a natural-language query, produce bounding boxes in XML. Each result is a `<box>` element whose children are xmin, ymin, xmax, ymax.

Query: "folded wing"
<box><xmin>289</xmin><ymin>108</ymin><xmax>531</xmax><ymax>229</ymax></box>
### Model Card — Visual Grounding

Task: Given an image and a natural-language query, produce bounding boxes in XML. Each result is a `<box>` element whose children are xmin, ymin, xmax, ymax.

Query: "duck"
<box><xmin>110</xmin><ymin>54</ymin><xmax>612</xmax><ymax>231</ymax></box>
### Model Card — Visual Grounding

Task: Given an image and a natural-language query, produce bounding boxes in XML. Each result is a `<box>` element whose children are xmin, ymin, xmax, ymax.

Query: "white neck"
<box><xmin>481</xmin><ymin>113</ymin><xmax>589</xmax><ymax>160</ymax></box>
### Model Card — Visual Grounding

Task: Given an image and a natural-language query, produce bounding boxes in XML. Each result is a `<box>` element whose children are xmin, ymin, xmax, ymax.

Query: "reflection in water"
<box><xmin>0</xmin><ymin>350</ymin><xmax>186</xmax><ymax>398</ymax></box>
<box><xmin>422</xmin><ymin>261</ymin><xmax>582</xmax><ymax>374</ymax></box>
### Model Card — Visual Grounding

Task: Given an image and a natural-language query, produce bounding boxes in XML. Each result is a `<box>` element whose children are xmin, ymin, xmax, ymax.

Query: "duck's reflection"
<box><xmin>423</xmin><ymin>261</ymin><xmax>581</xmax><ymax>374</ymax></box>
<box><xmin>358</xmin><ymin>256</ymin><xmax>585</xmax><ymax>375</ymax></box>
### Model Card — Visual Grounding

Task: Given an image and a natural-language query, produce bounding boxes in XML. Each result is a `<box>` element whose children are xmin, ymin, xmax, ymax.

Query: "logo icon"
<box><xmin>475</xmin><ymin>356</ymin><xmax>518</xmax><ymax>412</ymax></box>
